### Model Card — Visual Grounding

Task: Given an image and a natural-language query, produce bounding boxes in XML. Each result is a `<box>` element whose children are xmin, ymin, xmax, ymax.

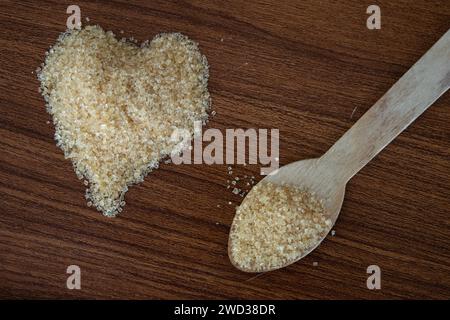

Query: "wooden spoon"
<box><xmin>229</xmin><ymin>29</ymin><xmax>450</xmax><ymax>273</ymax></box>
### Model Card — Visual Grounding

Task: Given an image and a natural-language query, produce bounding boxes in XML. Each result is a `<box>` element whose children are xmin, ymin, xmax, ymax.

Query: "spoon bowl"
<box><xmin>228</xmin><ymin>157</ymin><xmax>346</xmax><ymax>273</ymax></box>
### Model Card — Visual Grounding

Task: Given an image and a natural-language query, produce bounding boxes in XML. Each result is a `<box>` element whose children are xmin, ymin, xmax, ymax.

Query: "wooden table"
<box><xmin>1</xmin><ymin>0</ymin><xmax>449</xmax><ymax>299</ymax></box>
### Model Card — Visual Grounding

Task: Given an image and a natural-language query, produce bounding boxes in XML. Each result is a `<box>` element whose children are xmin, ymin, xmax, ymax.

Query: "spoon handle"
<box><xmin>320</xmin><ymin>29</ymin><xmax>450</xmax><ymax>183</ymax></box>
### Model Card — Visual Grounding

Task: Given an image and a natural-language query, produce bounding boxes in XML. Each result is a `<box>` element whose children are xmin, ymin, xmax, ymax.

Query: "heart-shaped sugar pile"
<box><xmin>38</xmin><ymin>25</ymin><xmax>210</xmax><ymax>216</ymax></box>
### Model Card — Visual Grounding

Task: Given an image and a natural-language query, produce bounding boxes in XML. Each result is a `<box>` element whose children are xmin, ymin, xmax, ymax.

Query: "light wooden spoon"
<box><xmin>229</xmin><ymin>29</ymin><xmax>450</xmax><ymax>273</ymax></box>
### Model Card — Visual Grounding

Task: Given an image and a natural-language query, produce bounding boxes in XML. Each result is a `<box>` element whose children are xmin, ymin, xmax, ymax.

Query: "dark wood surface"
<box><xmin>1</xmin><ymin>0</ymin><xmax>449</xmax><ymax>299</ymax></box>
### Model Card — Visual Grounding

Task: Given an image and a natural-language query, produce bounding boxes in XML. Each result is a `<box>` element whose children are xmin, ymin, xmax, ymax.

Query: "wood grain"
<box><xmin>0</xmin><ymin>0</ymin><xmax>449</xmax><ymax>299</ymax></box>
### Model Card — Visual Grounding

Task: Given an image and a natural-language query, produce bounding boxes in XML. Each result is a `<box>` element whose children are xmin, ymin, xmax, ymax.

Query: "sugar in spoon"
<box><xmin>229</xmin><ymin>29</ymin><xmax>450</xmax><ymax>272</ymax></box>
